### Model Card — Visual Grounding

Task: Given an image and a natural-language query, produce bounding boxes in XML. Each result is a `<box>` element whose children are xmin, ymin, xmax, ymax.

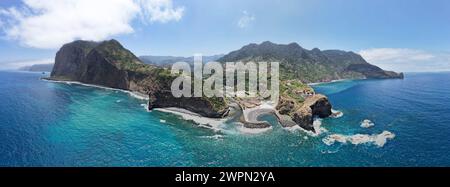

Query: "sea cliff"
<box><xmin>48</xmin><ymin>40</ymin><xmax>228</xmax><ymax>118</ymax></box>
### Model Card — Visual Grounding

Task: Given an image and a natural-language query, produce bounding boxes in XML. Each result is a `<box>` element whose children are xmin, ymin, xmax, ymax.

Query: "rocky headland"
<box><xmin>48</xmin><ymin>39</ymin><xmax>228</xmax><ymax>118</ymax></box>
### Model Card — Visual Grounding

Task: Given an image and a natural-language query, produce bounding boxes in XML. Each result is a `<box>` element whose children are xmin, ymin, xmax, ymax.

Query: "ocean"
<box><xmin>0</xmin><ymin>71</ymin><xmax>449</xmax><ymax>166</ymax></box>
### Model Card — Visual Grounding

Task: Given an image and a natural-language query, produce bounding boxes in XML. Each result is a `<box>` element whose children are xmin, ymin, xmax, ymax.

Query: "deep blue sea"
<box><xmin>1</xmin><ymin>71</ymin><xmax>449</xmax><ymax>166</ymax></box>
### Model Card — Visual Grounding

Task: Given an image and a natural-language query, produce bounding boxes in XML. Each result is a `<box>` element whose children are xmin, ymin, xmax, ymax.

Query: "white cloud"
<box><xmin>359</xmin><ymin>48</ymin><xmax>435</xmax><ymax>63</ymax></box>
<box><xmin>359</xmin><ymin>48</ymin><xmax>450</xmax><ymax>72</ymax></box>
<box><xmin>137</xmin><ymin>0</ymin><xmax>184</xmax><ymax>23</ymax></box>
<box><xmin>237</xmin><ymin>11</ymin><xmax>255</xmax><ymax>28</ymax></box>
<box><xmin>0</xmin><ymin>0</ymin><xmax>184</xmax><ymax>49</ymax></box>
<box><xmin>0</xmin><ymin>59</ymin><xmax>53</xmax><ymax>70</ymax></box>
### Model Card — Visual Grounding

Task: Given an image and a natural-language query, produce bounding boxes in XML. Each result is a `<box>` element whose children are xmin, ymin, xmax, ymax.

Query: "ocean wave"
<box><xmin>140</xmin><ymin>103</ymin><xmax>151</xmax><ymax>112</ymax></box>
<box><xmin>322</xmin><ymin>131</ymin><xmax>395</xmax><ymax>147</ymax></box>
<box><xmin>199</xmin><ymin>134</ymin><xmax>225</xmax><ymax>140</ymax></box>
<box><xmin>283</xmin><ymin>118</ymin><xmax>327</xmax><ymax>137</ymax></box>
<box><xmin>283</xmin><ymin>125</ymin><xmax>317</xmax><ymax>137</ymax></box>
<box><xmin>313</xmin><ymin>118</ymin><xmax>328</xmax><ymax>135</ymax></box>
<box><xmin>44</xmin><ymin>79</ymin><xmax>149</xmax><ymax>100</ymax></box>
<box><xmin>331</xmin><ymin>109</ymin><xmax>344</xmax><ymax>118</ymax></box>
<box><xmin>236</xmin><ymin>125</ymin><xmax>273</xmax><ymax>134</ymax></box>
<box><xmin>154</xmin><ymin>108</ymin><xmax>228</xmax><ymax>133</ymax></box>
<box><xmin>321</xmin><ymin>150</ymin><xmax>339</xmax><ymax>154</ymax></box>
<box><xmin>360</xmin><ymin>119</ymin><xmax>375</xmax><ymax>128</ymax></box>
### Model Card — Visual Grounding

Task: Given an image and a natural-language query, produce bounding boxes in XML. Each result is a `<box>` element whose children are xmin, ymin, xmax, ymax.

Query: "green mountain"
<box><xmin>218</xmin><ymin>41</ymin><xmax>403</xmax><ymax>83</ymax></box>
<box><xmin>49</xmin><ymin>40</ymin><xmax>228</xmax><ymax>118</ymax></box>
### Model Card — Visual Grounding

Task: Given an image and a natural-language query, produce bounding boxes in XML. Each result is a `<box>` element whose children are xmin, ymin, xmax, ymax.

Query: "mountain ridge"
<box><xmin>139</xmin><ymin>54</ymin><xmax>224</xmax><ymax>68</ymax></box>
<box><xmin>218</xmin><ymin>41</ymin><xmax>403</xmax><ymax>83</ymax></box>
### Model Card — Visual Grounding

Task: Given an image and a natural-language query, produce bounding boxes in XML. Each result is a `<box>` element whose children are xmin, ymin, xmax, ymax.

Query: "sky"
<box><xmin>0</xmin><ymin>0</ymin><xmax>449</xmax><ymax>72</ymax></box>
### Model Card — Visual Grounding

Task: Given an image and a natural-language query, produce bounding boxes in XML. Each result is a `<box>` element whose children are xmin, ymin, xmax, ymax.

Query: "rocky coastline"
<box><xmin>47</xmin><ymin>39</ymin><xmax>403</xmax><ymax>132</ymax></box>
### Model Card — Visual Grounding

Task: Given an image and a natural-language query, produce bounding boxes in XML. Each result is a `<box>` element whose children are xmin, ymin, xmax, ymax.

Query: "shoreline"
<box><xmin>154</xmin><ymin>107</ymin><xmax>229</xmax><ymax>132</ymax></box>
<box><xmin>42</xmin><ymin>78</ymin><xmax>149</xmax><ymax>100</ymax></box>
<box><xmin>307</xmin><ymin>78</ymin><xmax>350</xmax><ymax>86</ymax></box>
<box><xmin>42</xmin><ymin>77</ymin><xmax>274</xmax><ymax>133</ymax></box>
<box><xmin>156</xmin><ymin>107</ymin><xmax>275</xmax><ymax>134</ymax></box>
<box><xmin>239</xmin><ymin>100</ymin><xmax>278</xmax><ymax>129</ymax></box>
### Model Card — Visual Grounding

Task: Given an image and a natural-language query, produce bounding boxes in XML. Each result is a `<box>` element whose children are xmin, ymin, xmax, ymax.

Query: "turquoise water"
<box><xmin>0</xmin><ymin>71</ymin><xmax>449</xmax><ymax>166</ymax></box>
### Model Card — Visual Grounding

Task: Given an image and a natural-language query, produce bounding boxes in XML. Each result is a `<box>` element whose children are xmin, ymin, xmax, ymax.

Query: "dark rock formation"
<box><xmin>277</xmin><ymin>94</ymin><xmax>332</xmax><ymax>132</ymax></box>
<box><xmin>148</xmin><ymin>91</ymin><xmax>228</xmax><ymax>118</ymax></box>
<box><xmin>51</xmin><ymin>40</ymin><xmax>98</xmax><ymax>81</ymax></box>
<box><xmin>306</xmin><ymin>94</ymin><xmax>332</xmax><ymax>118</ymax></box>
<box><xmin>292</xmin><ymin>107</ymin><xmax>314</xmax><ymax>131</ymax></box>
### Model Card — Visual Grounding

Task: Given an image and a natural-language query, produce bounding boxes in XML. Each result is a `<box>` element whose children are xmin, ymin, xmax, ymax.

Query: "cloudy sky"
<box><xmin>0</xmin><ymin>0</ymin><xmax>449</xmax><ymax>72</ymax></box>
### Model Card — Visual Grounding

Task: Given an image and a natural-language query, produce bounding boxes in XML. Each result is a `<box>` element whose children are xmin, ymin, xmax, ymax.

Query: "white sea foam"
<box><xmin>360</xmin><ymin>119</ymin><xmax>375</xmax><ymax>128</ymax></box>
<box><xmin>283</xmin><ymin>118</ymin><xmax>327</xmax><ymax>137</ymax></box>
<box><xmin>200</xmin><ymin>134</ymin><xmax>224</xmax><ymax>140</ymax></box>
<box><xmin>116</xmin><ymin>100</ymin><xmax>122</xmax><ymax>103</ymax></box>
<box><xmin>154</xmin><ymin>108</ymin><xmax>228</xmax><ymax>132</ymax></box>
<box><xmin>237</xmin><ymin>125</ymin><xmax>273</xmax><ymax>134</ymax></box>
<box><xmin>331</xmin><ymin>109</ymin><xmax>344</xmax><ymax>118</ymax></box>
<box><xmin>140</xmin><ymin>103</ymin><xmax>151</xmax><ymax>112</ymax></box>
<box><xmin>322</xmin><ymin>131</ymin><xmax>395</xmax><ymax>147</ymax></box>
<box><xmin>283</xmin><ymin>125</ymin><xmax>304</xmax><ymax>132</ymax></box>
<box><xmin>321</xmin><ymin>150</ymin><xmax>339</xmax><ymax>154</ymax></box>
<box><xmin>283</xmin><ymin>125</ymin><xmax>316</xmax><ymax>137</ymax></box>
<box><xmin>160</xmin><ymin>119</ymin><xmax>166</xmax><ymax>123</ymax></box>
<box><xmin>313</xmin><ymin>118</ymin><xmax>328</xmax><ymax>135</ymax></box>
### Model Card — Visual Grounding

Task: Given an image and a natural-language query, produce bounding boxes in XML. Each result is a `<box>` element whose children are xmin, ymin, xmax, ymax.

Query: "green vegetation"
<box><xmin>218</xmin><ymin>41</ymin><xmax>402</xmax><ymax>83</ymax></box>
<box><xmin>280</xmin><ymin>80</ymin><xmax>312</xmax><ymax>103</ymax></box>
<box><xmin>203</xmin><ymin>96</ymin><xmax>228</xmax><ymax>112</ymax></box>
<box><xmin>95</xmin><ymin>40</ymin><xmax>155</xmax><ymax>74</ymax></box>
